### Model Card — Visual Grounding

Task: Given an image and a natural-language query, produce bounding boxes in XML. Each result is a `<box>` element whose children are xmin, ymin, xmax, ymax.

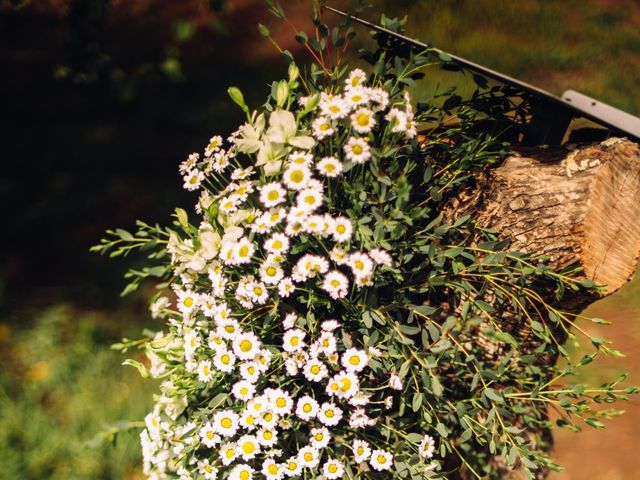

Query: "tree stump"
<box><xmin>448</xmin><ymin>137</ymin><xmax>640</xmax><ymax>478</ymax></box>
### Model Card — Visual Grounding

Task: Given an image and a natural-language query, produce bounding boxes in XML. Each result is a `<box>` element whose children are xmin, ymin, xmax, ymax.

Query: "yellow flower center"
<box><xmin>328</xmin><ymin>464</ymin><xmax>338</xmax><ymax>473</ymax></box>
<box><xmin>356</xmin><ymin>113</ymin><xmax>370</xmax><ymax>126</ymax></box>
<box><xmin>221</xmin><ymin>418</ymin><xmax>232</xmax><ymax>429</ymax></box>
<box><xmin>304</xmin><ymin>452</ymin><xmax>314</xmax><ymax>461</ymax></box>
<box><xmin>242</xmin><ymin>442</ymin><xmax>255</xmax><ymax>454</ymax></box>
<box><xmin>183</xmin><ymin>297</ymin><xmax>194</xmax><ymax>307</ymax></box>
<box><xmin>267</xmin><ymin>190</ymin><xmax>280</xmax><ymax>201</ymax></box>
<box><xmin>272</xmin><ymin>240</ymin><xmax>283</xmax><ymax>249</ymax></box>
<box><xmin>221</xmin><ymin>354</ymin><xmax>230</xmax><ymax>364</ymax></box>
<box><xmin>226</xmin><ymin>448</ymin><xmax>235</xmax><ymax>459</ymax></box>
<box><xmin>377</xmin><ymin>455</ymin><xmax>387</xmax><ymax>464</ymax></box>
<box><xmin>238</xmin><ymin>245</ymin><xmax>249</xmax><ymax>257</ymax></box>
<box><xmin>320</xmin><ymin>122</ymin><xmax>330</xmax><ymax>131</ymax></box>
<box><xmin>276</xmin><ymin>398</ymin><xmax>286</xmax><ymax>408</ymax></box>
<box><xmin>290</xmin><ymin>170</ymin><xmax>304</xmax><ymax>183</ymax></box>
<box><xmin>268</xmin><ymin>464</ymin><xmax>279</xmax><ymax>474</ymax></box>
<box><xmin>291</xmin><ymin>336</ymin><xmax>299</xmax><ymax>346</ymax></box>
<box><xmin>310</xmin><ymin>365</ymin><xmax>321</xmax><ymax>375</ymax></box>
<box><xmin>263</xmin><ymin>431</ymin><xmax>273</xmax><ymax>440</ymax></box>
<box><xmin>336</xmin><ymin>224</ymin><xmax>346</xmax><ymax>234</ymax></box>
<box><xmin>325</xmin><ymin>163</ymin><xmax>336</xmax><ymax>172</ymax></box>
<box><xmin>206</xmin><ymin>431</ymin><xmax>214</xmax><ymax>440</ymax></box>
<box><xmin>240</xmin><ymin>470</ymin><xmax>250</xmax><ymax>480</ymax></box>
<box><xmin>325</xmin><ymin>409</ymin><xmax>334</xmax><ymax>417</ymax></box>
<box><xmin>355</xmin><ymin>260</ymin><xmax>364</xmax><ymax>270</ymax></box>
<box><xmin>240</xmin><ymin>340</ymin><xmax>252</xmax><ymax>352</ymax></box>
<box><xmin>352</xmin><ymin>144</ymin><xmax>363</xmax><ymax>155</ymax></box>
<box><xmin>287</xmin><ymin>461</ymin><xmax>297</xmax><ymax>471</ymax></box>
<box><xmin>349</xmin><ymin>356</ymin><xmax>361</xmax><ymax>366</ymax></box>
<box><xmin>303</xmin><ymin>404</ymin><xmax>312</xmax><ymax>413</ymax></box>
<box><xmin>266</xmin><ymin>266</ymin><xmax>277</xmax><ymax>276</ymax></box>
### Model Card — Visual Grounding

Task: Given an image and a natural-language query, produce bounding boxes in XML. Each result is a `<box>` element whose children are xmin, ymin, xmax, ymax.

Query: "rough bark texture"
<box><xmin>447</xmin><ymin>138</ymin><xmax>640</xmax><ymax>479</ymax></box>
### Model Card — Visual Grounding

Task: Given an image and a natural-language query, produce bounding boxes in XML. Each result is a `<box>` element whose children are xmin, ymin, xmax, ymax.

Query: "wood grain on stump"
<box><xmin>447</xmin><ymin>138</ymin><xmax>640</xmax><ymax>479</ymax></box>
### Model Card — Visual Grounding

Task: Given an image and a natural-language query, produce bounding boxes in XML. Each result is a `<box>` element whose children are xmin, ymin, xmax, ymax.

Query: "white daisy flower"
<box><xmin>321</xmin><ymin>270</ymin><xmax>350</xmax><ymax>299</ymax></box>
<box><xmin>283</xmin><ymin>457</ymin><xmax>303</xmax><ymax>477</ymax></box>
<box><xmin>344</xmin><ymin>86</ymin><xmax>369</xmax><ymax>107</ymax></box>
<box><xmin>288</xmin><ymin>151</ymin><xmax>313</xmax><ymax>167</ymax></box>
<box><xmin>293</xmin><ymin>254</ymin><xmax>329</xmax><ymax>280</ymax></box>
<box><xmin>268</xmin><ymin>389</ymin><xmax>294</xmax><ymax>415</ymax></box>
<box><xmin>302</xmin><ymin>214</ymin><xmax>326</xmax><ymax>235</ymax></box>
<box><xmin>232</xmin><ymin>332</ymin><xmax>261</xmax><ymax>360</ymax></box>
<box><xmin>282</xmin><ymin>165</ymin><xmax>312</xmax><ymax>191</ymax></box>
<box><xmin>317</xmin><ymin>403</ymin><xmax>343</xmax><ymax>426</ymax></box>
<box><xmin>343</xmin><ymin>136</ymin><xmax>371</xmax><ymax>164</ymax></box>
<box><xmin>257</xmin><ymin>410</ymin><xmax>279</xmax><ymax>429</ymax></box>
<box><xmin>237</xmin><ymin>434</ymin><xmax>261</xmax><ymax>461</ymax></box>
<box><xmin>350</xmin><ymin>107</ymin><xmax>376</xmax><ymax>133</ymax></box>
<box><xmin>213</xmin><ymin>349</ymin><xmax>236</xmax><ymax>373</ymax></box>
<box><xmin>244</xmin><ymin>279</ymin><xmax>268</xmax><ymax>304</ymax></box>
<box><xmin>183</xmin><ymin>330</ymin><xmax>201</xmax><ymax>356</ymax></box>
<box><xmin>320</xmin><ymin>96</ymin><xmax>349</xmax><ymax>119</ymax></box>
<box><xmin>257</xmin><ymin>428</ymin><xmax>279</xmax><ymax>447</ymax></box>
<box><xmin>312</xmin><ymin>116</ymin><xmax>335</xmax><ymax>139</ymax></box>
<box><xmin>199</xmin><ymin>422</ymin><xmax>220</xmax><ymax>448</ymax></box>
<box><xmin>228</xmin><ymin>464</ymin><xmax>254</xmax><ymax>480</ymax></box>
<box><xmin>255</xmin><ymin>349</ymin><xmax>273</xmax><ymax>372</ymax></box>
<box><xmin>298</xmin><ymin>446</ymin><xmax>320</xmax><ymax>468</ymax></box>
<box><xmin>329</xmin><ymin>216</ymin><xmax>353</xmax><ymax>243</ymax></box>
<box><xmin>183</xmin><ymin>169</ymin><xmax>204</xmax><ymax>191</ymax></box>
<box><xmin>323</xmin><ymin>459</ymin><xmax>345</xmax><ymax>479</ymax></box>
<box><xmin>212</xmin><ymin>410</ymin><xmax>240</xmax><ymax>437</ymax></box>
<box><xmin>207</xmin><ymin>332</ymin><xmax>226</xmax><ymax>352</ymax></box>
<box><xmin>303</xmin><ymin>357</ymin><xmax>329</xmax><ymax>382</ymax></box>
<box><xmin>330</xmin><ymin>246</ymin><xmax>349</xmax><ymax>265</ymax></box>
<box><xmin>204</xmin><ymin>135</ymin><xmax>223</xmax><ymax>156</ymax></box>
<box><xmin>239</xmin><ymin>362</ymin><xmax>261</xmax><ymax>383</ymax></box>
<box><xmin>219</xmin><ymin>442</ymin><xmax>238</xmax><ymax>465</ymax></box>
<box><xmin>342</xmin><ymin>348</ymin><xmax>369</xmax><ymax>372</ymax></box>
<box><xmin>259</xmin><ymin>182</ymin><xmax>287</xmax><ymax>208</ymax></box>
<box><xmin>419</xmin><ymin>434</ymin><xmax>436</xmax><ymax>458</ymax></box>
<box><xmin>295</xmin><ymin>395</ymin><xmax>320</xmax><ymax>421</ymax></box>
<box><xmin>217</xmin><ymin>318</ymin><xmax>240</xmax><ymax>339</ymax></box>
<box><xmin>259</xmin><ymin>261</ymin><xmax>284</xmax><ymax>285</ymax></box>
<box><xmin>211</xmin><ymin>151</ymin><xmax>230</xmax><ymax>173</ymax></box>
<box><xmin>231</xmin><ymin>166</ymin><xmax>255</xmax><ymax>180</ymax></box>
<box><xmin>176</xmin><ymin>290</ymin><xmax>199</xmax><ymax>315</ymax></box>
<box><xmin>264</xmin><ymin>233</ymin><xmax>290</xmax><ymax>254</ymax></box>
<box><xmin>349</xmin><ymin>252</ymin><xmax>374</xmax><ymax>278</ymax></box>
<box><xmin>316</xmin><ymin>156</ymin><xmax>343</xmax><ymax>177</ymax></box>
<box><xmin>278</xmin><ymin>277</ymin><xmax>296</xmax><ymax>298</ymax></box>
<box><xmin>283</xmin><ymin>328</ymin><xmax>306</xmax><ymax>353</ymax></box>
<box><xmin>352</xmin><ymin>439</ymin><xmax>371</xmax><ymax>463</ymax></box>
<box><xmin>315</xmin><ymin>331</ymin><xmax>337</xmax><ymax>355</ymax></box>
<box><xmin>332</xmin><ymin>371</ymin><xmax>360</xmax><ymax>399</ymax></box>
<box><xmin>197</xmin><ymin>360</ymin><xmax>214</xmax><ymax>383</ymax></box>
<box><xmin>239</xmin><ymin>411</ymin><xmax>258</xmax><ymax>430</ymax></box>
<box><xmin>198</xmin><ymin>459</ymin><xmax>219</xmax><ymax>480</ymax></box>
<box><xmin>232</xmin><ymin>380</ymin><xmax>256</xmax><ymax>401</ymax></box>
<box><xmin>180</xmin><ymin>152</ymin><xmax>199</xmax><ymax>173</ymax></box>
<box><xmin>285</xmin><ymin>357</ymin><xmax>300</xmax><ymax>376</ymax></box>
<box><xmin>309</xmin><ymin>427</ymin><xmax>331</xmax><ymax>449</ymax></box>
<box><xmin>296</xmin><ymin>187</ymin><xmax>323</xmax><ymax>212</ymax></box>
<box><xmin>386</xmin><ymin>107</ymin><xmax>408</xmax><ymax>133</ymax></box>
<box><xmin>345</xmin><ymin>68</ymin><xmax>367</xmax><ymax>90</ymax></box>
<box><xmin>262</xmin><ymin>458</ymin><xmax>284</xmax><ymax>480</ymax></box>
<box><xmin>370</xmin><ymin>449</ymin><xmax>393</xmax><ymax>471</ymax></box>
<box><xmin>231</xmin><ymin>237</ymin><xmax>255</xmax><ymax>265</ymax></box>
<box><xmin>219</xmin><ymin>194</ymin><xmax>241</xmax><ymax>214</ymax></box>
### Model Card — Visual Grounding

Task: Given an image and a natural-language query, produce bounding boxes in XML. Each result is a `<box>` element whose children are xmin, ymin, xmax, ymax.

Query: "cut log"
<box><xmin>446</xmin><ymin>137</ymin><xmax>640</xmax><ymax>479</ymax></box>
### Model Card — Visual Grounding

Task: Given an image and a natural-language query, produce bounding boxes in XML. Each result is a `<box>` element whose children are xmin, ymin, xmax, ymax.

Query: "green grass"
<box><xmin>0</xmin><ymin>306</ymin><xmax>155</xmax><ymax>480</ymax></box>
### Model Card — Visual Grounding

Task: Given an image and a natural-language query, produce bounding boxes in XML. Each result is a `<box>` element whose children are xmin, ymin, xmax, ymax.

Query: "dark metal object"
<box><xmin>323</xmin><ymin>5</ymin><xmax>640</xmax><ymax>145</ymax></box>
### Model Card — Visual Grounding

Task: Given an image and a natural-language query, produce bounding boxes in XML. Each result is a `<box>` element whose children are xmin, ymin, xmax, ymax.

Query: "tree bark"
<box><xmin>447</xmin><ymin>137</ymin><xmax>640</xmax><ymax>478</ymax></box>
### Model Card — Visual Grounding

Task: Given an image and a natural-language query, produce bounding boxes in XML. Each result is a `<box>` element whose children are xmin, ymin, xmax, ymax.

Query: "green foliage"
<box><xmin>0</xmin><ymin>306</ymin><xmax>154</xmax><ymax>480</ymax></box>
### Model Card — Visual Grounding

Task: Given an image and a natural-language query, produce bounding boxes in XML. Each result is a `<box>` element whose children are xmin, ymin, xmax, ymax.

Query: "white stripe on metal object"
<box><xmin>562</xmin><ymin>90</ymin><xmax>640</xmax><ymax>138</ymax></box>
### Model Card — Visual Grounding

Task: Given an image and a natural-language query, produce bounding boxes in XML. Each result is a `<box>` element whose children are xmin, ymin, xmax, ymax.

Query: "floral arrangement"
<box><xmin>95</xmin><ymin>6</ymin><xmax>637</xmax><ymax>480</ymax></box>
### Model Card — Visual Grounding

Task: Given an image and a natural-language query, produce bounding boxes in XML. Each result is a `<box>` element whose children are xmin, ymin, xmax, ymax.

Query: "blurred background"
<box><xmin>1</xmin><ymin>0</ymin><xmax>639</xmax><ymax>478</ymax></box>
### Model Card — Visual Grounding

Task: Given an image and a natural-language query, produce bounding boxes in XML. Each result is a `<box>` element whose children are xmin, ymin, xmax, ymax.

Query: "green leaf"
<box><xmin>484</xmin><ymin>387</ymin><xmax>504</xmax><ymax>403</ymax></box>
<box><xmin>122</xmin><ymin>359</ymin><xmax>150</xmax><ymax>378</ymax></box>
